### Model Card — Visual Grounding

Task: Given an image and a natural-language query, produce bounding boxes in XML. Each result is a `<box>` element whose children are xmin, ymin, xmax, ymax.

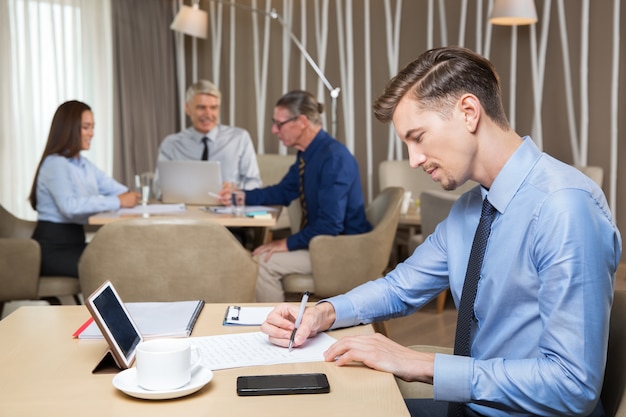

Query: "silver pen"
<box><xmin>288</xmin><ymin>291</ymin><xmax>310</xmax><ymax>352</ymax></box>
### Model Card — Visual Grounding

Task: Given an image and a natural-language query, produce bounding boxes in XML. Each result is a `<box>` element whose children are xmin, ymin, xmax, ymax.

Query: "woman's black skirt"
<box><xmin>32</xmin><ymin>221</ymin><xmax>86</xmax><ymax>278</ymax></box>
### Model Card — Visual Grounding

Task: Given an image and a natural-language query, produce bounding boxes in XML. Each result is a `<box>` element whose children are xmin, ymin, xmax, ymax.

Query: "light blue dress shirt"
<box><xmin>327</xmin><ymin>137</ymin><xmax>621</xmax><ymax>416</ymax></box>
<box><xmin>156</xmin><ymin>125</ymin><xmax>262</xmax><ymax>191</ymax></box>
<box><xmin>35</xmin><ymin>154</ymin><xmax>127</xmax><ymax>224</ymax></box>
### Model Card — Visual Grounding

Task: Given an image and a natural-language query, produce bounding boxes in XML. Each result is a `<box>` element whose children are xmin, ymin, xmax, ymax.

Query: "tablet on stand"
<box><xmin>85</xmin><ymin>281</ymin><xmax>144</xmax><ymax>373</ymax></box>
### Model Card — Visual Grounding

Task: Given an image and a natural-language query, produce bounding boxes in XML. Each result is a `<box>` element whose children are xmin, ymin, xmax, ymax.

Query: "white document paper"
<box><xmin>118</xmin><ymin>203</ymin><xmax>186</xmax><ymax>215</ymax></box>
<box><xmin>192</xmin><ymin>331</ymin><xmax>336</xmax><ymax>370</ymax></box>
<box><xmin>223</xmin><ymin>306</ymin><xmax>274</xmax><ymax>326</ymax></box>
<box><xmin>208</xmin><ymin>205</ymin><xmax>277</xmax><ymax>215</ymax></box>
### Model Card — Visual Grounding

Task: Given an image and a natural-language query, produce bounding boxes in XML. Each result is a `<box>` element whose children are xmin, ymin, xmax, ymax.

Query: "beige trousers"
<box><xmin>254</xmin><ymin>249</ymin><xmax>311</xmax><ymax>302</ymax></box>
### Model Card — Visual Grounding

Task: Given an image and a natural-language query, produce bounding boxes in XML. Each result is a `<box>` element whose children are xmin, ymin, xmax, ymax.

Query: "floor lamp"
<box><xmin>489</xmin><ymin>0</ymin><xmax>538</xmax><ymax>130</ymax></box>
<box><xmin>176</xmin><ymin>0</ymin><xmax>341</xmax><ymax>138</ymax></box>
<box><xmin>170</xmin><ymin>0</ymin><xmax>208</xmax><ymax>125</ymax></box>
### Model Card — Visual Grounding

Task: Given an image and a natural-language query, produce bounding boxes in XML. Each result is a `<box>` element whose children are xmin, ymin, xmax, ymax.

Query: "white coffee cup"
<box><xmin>135</xmin><ymin>339</ymin><xmax>202</xmax><ymax>391</ymax></box>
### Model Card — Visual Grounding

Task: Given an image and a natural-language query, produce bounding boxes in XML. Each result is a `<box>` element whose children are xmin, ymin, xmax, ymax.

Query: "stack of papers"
<box><xmin>208</xmin><ymin>205</ymin><xmax>277</xmax><ymax>216</ymax></box>
<box><xmin>118</xmin><ymin>203</ymin><xmax>186</xmax><ymax>215</ymax></box>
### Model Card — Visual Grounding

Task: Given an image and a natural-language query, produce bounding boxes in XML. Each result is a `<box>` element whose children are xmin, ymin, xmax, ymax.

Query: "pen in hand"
<box><xmin>288</xmin><ymin>291</ymin><xmax>310</xmax><ymax>352</ymax></box>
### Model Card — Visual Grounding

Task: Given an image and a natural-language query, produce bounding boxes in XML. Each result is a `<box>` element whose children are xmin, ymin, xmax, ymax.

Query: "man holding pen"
<box><xmin>261</xmin><ymin>47</ymin><xmax>620</xmax><ymax>416</ymax></box>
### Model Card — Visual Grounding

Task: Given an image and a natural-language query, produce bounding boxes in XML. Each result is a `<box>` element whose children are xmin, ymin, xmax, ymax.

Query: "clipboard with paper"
<box><xmin>223</xmin><ymin>305</ymin><xmax>274</xmax><ymax>326</ymax></box>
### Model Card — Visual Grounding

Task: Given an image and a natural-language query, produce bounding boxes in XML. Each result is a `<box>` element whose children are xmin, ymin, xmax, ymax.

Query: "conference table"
<box><xmin>88</xmin><ymin>204</ymin><xmax>282</xmax><ymax>245</ymax></box>
<box><xmin>398</xmin><ymin>211</ymin><xmax>422</xmax><ymax>238</ymax></box>
<box><xmin>0</xmin><ymin>304</ymin><xmax>411</xmax><ymax>417</ymax></box>
<box><xmin>88</xmin><ymin>204</ymin><xmax>280</xmax><ymax>227</ymax></box>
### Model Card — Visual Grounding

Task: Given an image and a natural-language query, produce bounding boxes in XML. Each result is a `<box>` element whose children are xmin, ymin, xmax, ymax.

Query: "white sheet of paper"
<box><xmin>223</xmin><ymin>306</ymin><xmax>274</xmax><ymax>326</ymax></box>
<box><xmin>209</xmin><ymin>205</ymin><xmax>277</xmax><ymax>215</ymax></box>
<box><xmin>118</xmin><ymin>203</ymin><xmax>186</xmax><ymax>215</ymax></box>
<box><xmin>192</xmin><ymin>331</ymin><xmax>336</xmax><ymax>370</ymax></box>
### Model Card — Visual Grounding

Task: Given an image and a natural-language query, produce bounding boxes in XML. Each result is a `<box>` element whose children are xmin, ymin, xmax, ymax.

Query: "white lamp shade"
<box><xmin>490</xmin><ymin>0</ymin><xmax>538</xmax><ymax>26</ymax></box>
<box><xmin>170</xmin><ymin>4</ymin><xmax>208</xmax><ymax>39</ymax></box>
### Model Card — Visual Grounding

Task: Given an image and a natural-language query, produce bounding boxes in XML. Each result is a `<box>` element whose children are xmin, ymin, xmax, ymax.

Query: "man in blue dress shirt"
<box><xmin>261</xmin><ymin>47</ymin><xmax>621</xmax><ymax>416</ymax></box>
<box><xmin>241</xmin><ymin>90</ymin><xmax>371</xmax><ymax>302</ymax></box>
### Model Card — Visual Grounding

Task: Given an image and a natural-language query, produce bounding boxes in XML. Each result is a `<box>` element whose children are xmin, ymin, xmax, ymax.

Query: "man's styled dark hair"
<box><xmin>373</xmin><ymin>46</ymin><xmax>510</xmax><ymax>130</ymax></box>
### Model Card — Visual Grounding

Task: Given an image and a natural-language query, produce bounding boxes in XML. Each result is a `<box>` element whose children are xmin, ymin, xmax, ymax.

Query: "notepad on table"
<box><xmin>223</xmin><ymin>306</ymin><xmax>274</xmax><ymax>326</ymax></box>
<box><xmin>73</xmin><ymin>300</ymin><xmax>204</xmax><ymax>339</ymax></box>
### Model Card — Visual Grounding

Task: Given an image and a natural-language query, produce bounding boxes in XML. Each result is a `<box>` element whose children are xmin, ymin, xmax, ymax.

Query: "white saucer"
<box><xmin>112</xmin><ymin>366</ymin><xmax>213</xmax><ymax>400</ymax></box>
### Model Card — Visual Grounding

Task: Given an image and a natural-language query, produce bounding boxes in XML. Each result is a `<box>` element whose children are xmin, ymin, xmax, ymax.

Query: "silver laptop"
<box><xmin>158</xmin><ymin>160</ymin><xmax>222</xmax><ymax>205</ymax></box>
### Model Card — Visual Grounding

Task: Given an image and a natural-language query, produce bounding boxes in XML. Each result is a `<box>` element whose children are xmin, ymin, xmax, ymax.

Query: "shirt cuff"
<box><xmin>433</xmin><ymin>353</ymin><xmax>472</xmax><ymax>402</ymax></box>
<box><xmin>321</xmin><ymin>296</ymin><xmax>358</xmax><ymax>330</ymax></box>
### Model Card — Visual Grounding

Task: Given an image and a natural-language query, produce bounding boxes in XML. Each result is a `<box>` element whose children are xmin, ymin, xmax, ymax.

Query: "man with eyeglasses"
<box><xmin>222</xmin><ymin>90</ymin><xmax>371</xmax><ymax>302</ymax></box>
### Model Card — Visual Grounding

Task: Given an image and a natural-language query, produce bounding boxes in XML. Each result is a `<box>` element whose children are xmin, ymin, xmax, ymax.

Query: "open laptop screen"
<box><xmin>158</xmin><ymin>160</ymin><xmax>222</xmax><ymax>205</ymax></box>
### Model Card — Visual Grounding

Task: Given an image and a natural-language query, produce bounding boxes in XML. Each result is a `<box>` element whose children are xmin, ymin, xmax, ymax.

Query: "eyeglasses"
<box><xmin>271</xmin><ymin>116</ymin><xmax>298</xmax><ymax>130</ymax></box>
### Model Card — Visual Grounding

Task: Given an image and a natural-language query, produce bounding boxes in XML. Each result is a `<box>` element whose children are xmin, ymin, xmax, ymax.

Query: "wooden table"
<box><xmin>397</xmin><ymin>211</ymin><xmax>422</xmax><ymax>238</ymax></box>
<box><xmin>88</xmin><ymin>205</ymin><xmax>281</xmax><ymax>245</ymax></box>
<box><xmin>0</xmin><ymin>305</ymin><xmax>410</xmax><ymax>417</ymax></box>
<box><xmin>89</xmin><ymin>205</ymin><xmax>280</xmax><ymax>227</ymax></box>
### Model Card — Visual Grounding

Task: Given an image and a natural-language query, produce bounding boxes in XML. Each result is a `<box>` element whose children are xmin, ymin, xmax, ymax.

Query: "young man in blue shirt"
<box><xmin>236</xmin><ymin>90</ymin><xmax>371</xmax><ymax>302</ymax></box>
<box><xmin>261</xmin><ymin>47</ymin><xmax>621</xmax><ymax>416</ymax></box>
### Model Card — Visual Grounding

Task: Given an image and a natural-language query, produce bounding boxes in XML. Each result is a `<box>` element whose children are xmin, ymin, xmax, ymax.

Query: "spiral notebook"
<box><xmin>74</xmin><ymin>300</ymin><xmax>205</xmax><ymax>339</ymax></box>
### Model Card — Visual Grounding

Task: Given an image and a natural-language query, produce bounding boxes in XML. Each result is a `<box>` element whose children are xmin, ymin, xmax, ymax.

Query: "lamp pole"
<box><xmin>209</xmin><ymin>0</ymin><xmax>341</xmax><ymax>138</ymax></box>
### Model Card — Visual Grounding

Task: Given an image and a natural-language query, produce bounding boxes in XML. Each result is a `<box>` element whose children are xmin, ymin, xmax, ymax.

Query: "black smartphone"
<box><xmin>236</xmin><ymin>373</ymin><xmax>330</xmax><ymax>396</ymax></box>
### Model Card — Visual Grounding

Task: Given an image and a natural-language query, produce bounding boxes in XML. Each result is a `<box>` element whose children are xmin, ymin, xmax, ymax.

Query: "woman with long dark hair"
<box><xmin>28</xmin><ymin>100</ymin><xmax>139</xmax><ymax>277</ymax></box>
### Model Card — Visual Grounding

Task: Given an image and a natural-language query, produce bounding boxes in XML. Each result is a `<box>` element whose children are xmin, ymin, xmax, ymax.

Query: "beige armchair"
<box><xmin>256</xmin><ymin>153</ymin><xmax>297</xmax><ymax>238</ymax></box>
<box><xmin>78</xmin><ymin>218</ymin><xmax>258</xmax><ymax>303</ymax></box>
<box><xmin>408</xmin><ymin>190</ymin><xmax>462</xmax><ymax>313</ymax></box>
<box><xmin>397</xmin><ymin>290</ymin><xmax>626</xmax><ymax>417</ymax></box>
<box><xmin>0</xmin><ymin>204</ymin><xmax>81</xmax><ymax>316</ymax></box>
<box><xmin>379</xmin><ymin>160</ymin><xmax>476</xmax><ymax>261</ymax></box>
<box><xmin>602</xmin><ymin>290</ymin><xmax>626</xmax><ymax>416</ymax></box>
<box><xmin>574</xmin><ymin>165</ymin><xmax>604</xmax><ymax>188</ymax></box>
<box><xmin>281</xmin><ymin>187</ymin><xmax>404</xmax><ymax>298</ymax></box>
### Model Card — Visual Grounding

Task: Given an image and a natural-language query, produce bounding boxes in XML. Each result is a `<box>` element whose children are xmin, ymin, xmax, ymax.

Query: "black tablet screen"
<box><xmin>93</xmin><ymin>286</ymin><xmax>141</xmax><ymax>360</ymax></box>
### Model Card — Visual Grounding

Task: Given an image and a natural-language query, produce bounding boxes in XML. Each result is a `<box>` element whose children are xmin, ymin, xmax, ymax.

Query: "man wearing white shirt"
<box><xmin>155</xmin><ymin>80</ymin><xmax>262</xmax><ymax>196</ymax></box>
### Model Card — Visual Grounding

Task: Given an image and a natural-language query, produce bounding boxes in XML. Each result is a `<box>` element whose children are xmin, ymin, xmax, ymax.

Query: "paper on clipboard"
<box><xmin>223</xmin><ymin>306</ymin><xmax>274</xmax><ymax>326</ymax></box>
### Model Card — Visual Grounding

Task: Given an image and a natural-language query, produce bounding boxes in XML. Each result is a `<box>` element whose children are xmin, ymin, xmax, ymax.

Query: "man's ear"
<box><xmin>459</xmin><ymin>94</ymin><xmax>480</xmax><ymax>133</ymax></box>
<box><xmin>184</xmin><ymin>102</ymin><xmax>191</xmax><ymax>117</ymax></box>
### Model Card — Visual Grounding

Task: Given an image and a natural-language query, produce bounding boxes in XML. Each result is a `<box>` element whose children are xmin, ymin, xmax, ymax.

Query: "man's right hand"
<box><xmin>218</xmin><ymin>182</ymin><xmax>234</xmax><ymax>205</ymax></box>
<box><xmin>261</xmin><ymin>302</ymin><xmax>336</xmax><ymax>349</ymax></box>
<box><xmin>118</xmin><ymin>191</ymin><xmax>140</xmax><ymax>207</ymax></box>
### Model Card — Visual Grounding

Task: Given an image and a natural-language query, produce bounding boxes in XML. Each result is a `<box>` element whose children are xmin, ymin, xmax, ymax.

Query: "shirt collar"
<box><xmin>486</xmin><ymin>136</ymin><xmax>542</xmax><ymax>214</ymax></box>
<box><xmin>69</xmin><ymin>154</ymin><xmax>86</xmax><ymax>168</ymax></box>
<box><xmin>189</xmin><ymin>126</ymin><xmax>219</xmax><ymax>142</ymax></box>
<box><xmin>299</xmin><ymin>129</ymin><xmax>329</xmax><ymax>161</ymax></box>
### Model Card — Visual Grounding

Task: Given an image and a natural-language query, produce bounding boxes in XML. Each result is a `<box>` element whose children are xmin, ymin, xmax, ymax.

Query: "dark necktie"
<box><xmin>298</xmin><ymin>155</ymin><xmax>307</xmax><ymax>229</ymax></box>
<box><xmin>448</xmin><ymin>197</ymin><xmax>497</xmax><ymax>417</ymax></box>
<box><xmin>201</xmin><ymin>137</ymin><xmax>209</xmax><ymax>161</ymax></box>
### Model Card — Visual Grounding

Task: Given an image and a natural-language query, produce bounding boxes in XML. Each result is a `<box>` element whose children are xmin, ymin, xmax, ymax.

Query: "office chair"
<box><xmin>574</xmin><ymin>165</ymin><xmax>604</xmax><ymax>188</ymax></box>
<box><xmin>378</xmin><ymin>159</ymin><xmax>476</xmax><ymax>262</ymax></box>
<box><xmin>78</xmin><ymin>218</ymin><xmax>258</xmax><ymax>303</ymax></box>
<box><xmin>256</xmin><ymin>153</ymin><xmax>297</xmax><ymax>239</ymax></box>
<box><xmin>281</xmin><ymin>187</ymin><xmax>403</xmax><ymax>298</ymax></box>
<box><xmin>0</xmin><ymin>204</ymin><xmax>81</xmax><ymax>316</ymax></box>
<box><xmin>407</xmin><ymin>190</ymin><xmax>464</xmax><ymax>313</ymax></box>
